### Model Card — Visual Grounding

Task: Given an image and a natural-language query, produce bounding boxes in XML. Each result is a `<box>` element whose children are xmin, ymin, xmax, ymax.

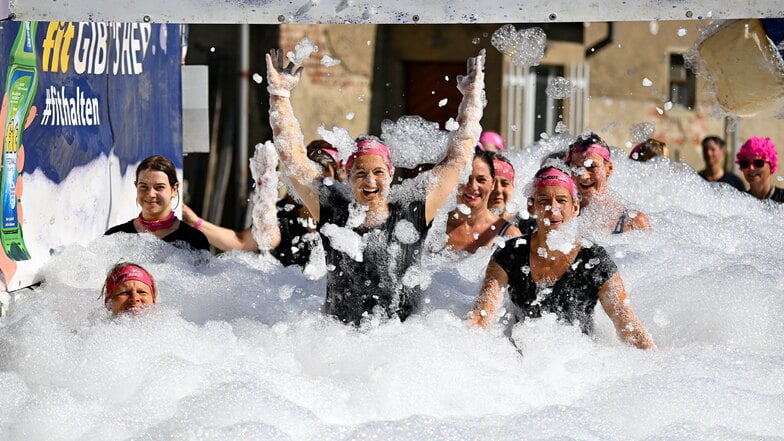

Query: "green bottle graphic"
<box><xmin>1</xmin><ymin>21</ymin><xmax>37</xmax><ymax>261</ymax></box>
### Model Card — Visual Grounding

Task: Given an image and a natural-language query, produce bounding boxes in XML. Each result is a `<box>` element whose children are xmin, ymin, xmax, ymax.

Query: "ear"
<box><xmin>606</xmin><ymin>160</ymin><xmax>614</xmax><ymax>177</ymax></box>
<box><xmin>172</xmin><ymin>182</ymin><xmax>180</xmax><ymax>194</ymax></box>
<box><xmin>527</xmin><ymin>197</ymin><xmax>535</xmax><ymax>215</ymax></box>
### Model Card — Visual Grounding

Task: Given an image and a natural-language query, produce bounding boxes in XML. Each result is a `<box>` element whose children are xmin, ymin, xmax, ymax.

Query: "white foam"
<box><xmin>2</xmin><ymin>135</ymin><xmax>784</xmax><ymax>439</ymax></box>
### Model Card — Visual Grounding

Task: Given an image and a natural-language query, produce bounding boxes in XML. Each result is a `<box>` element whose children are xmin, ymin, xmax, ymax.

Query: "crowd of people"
<box><xmin>98</xmin><ymin>47</ymin><xmax>783</xmax><ymax>352</ymax></box>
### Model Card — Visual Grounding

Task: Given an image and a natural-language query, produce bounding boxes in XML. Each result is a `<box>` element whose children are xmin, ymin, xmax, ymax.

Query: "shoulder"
<box><xmin>772</xmin><ymin>187</ymin><xmax>784</xmax><ymax>203</ymax></box>
<box><xmin>105</xmin><ymin>219</ymin><xmax>136</xmax><ymax>235</ymax></box>
<box><xmin>170</xmin><ymin>222</ymin><xmax>211</xmax><ymax>250</ymax></box>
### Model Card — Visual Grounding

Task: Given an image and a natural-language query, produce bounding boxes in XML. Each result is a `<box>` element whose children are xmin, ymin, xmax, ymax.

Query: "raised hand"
<box><xmin>249</xmin><ymin>141</ymin><xmax>279</xmax><ymax>189</ymax></box>
<box><xmin>265</xmin><ymin>48</ymin><xmax>304</xmax><ymax>98</ymax></box>
<box><xmin>456</xmin><ymin>48</ymin><xmax>486</xmax><ymax>97</ymax></box>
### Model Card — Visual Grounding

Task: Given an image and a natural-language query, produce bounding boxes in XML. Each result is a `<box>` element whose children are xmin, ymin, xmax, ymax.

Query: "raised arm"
<box><xmin>265</xmin><ymin>49</ymin><xmax>322</xmax><ymax>221</ymax></box>
<box><xmin>181</xmin><ymin>204</ymin><xmax>261</xmax><ymax>252</ymax></box>
<box><xmin>469</xmin><ymin>259</ymin><xmax>509</xmax><ymax>329</ymax></box>
<box><xmin>249</xmin><ymin>142</ymin><xmax>283</xmax><ymax>252</ymax></box>
<box><xmin>425</xmin><ymin>49</ymin><xmax>486</xmax><ymax>223</ymax></box>
<box><xmin>598</xmin><ymin>273</ymin><xmax>656</xmax><ymax>349</ymax></box>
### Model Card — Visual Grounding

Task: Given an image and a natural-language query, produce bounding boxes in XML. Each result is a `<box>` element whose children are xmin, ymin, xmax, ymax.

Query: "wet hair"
<box><xmin>473</xmin><ymin>146</ymin><xmax>496</xmax><ymax>178</ymax></box>
<box><xmin>566</xmin><ymin>132</ymin><xmax>611</xmax><ymax>164</ymax></box>
<box><xmin>701</xmin><ymin>136</ymin><xmax>726</xmax><ymax>150</ymax></box>
<box><xmin>630</xmin><ymin>138</ymin><xmax>670</xmax><ymax>162</ymax></box>
<box><xmin>136</xmin><ymin>155</ymin><xmax>178</xmax><ymax>186</ymax></box>
<box><xmin>100</xmin><ymin>262</ymin><xmax>158</xmax><ymax>306</ymax></box>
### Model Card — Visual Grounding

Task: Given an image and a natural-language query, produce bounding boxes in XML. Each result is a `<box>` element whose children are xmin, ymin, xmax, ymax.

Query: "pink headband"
<box><xmin>736</xmin><ymin>136</ymin><xmax>778</xmax><ymax>174</ymax></box>
<box><xmin>534</xmin><ymin>168</ymin><xmax>577</xmax><ymax>200</ymax></box>
<box><xmin>493</xmin><ymin>159</ymin><xmax>515</xmax><ymax>183</ymax></box>
<box><xmin>345</xmin><ymin>139</ymin><xmax>394</xmax><ymax>173</ymax></box>
<box><xmin>319</xmin><ymin>146</ymin><xmax>341</xmax><ymax>165</ymax></box>
<box><xmin>479</xmin><ymin>131</ymin><xmax>505</xmax><ymax>151</ymax></box>
<box><xmin>582</xmin><ymin>144</ymin><xmax>612</xmax><ymax>163</ymax></box>
<box><xmin>104</xmin><ymin>265</ymin><xmax>156</xmax><ymax>304</ymax></box>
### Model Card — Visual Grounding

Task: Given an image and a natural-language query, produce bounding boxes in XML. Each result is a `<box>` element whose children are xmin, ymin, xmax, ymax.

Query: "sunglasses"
<box><xmin>738</xmin><ymin>159</ymin><xmax>767</xmax><ymax>169</ymax></box>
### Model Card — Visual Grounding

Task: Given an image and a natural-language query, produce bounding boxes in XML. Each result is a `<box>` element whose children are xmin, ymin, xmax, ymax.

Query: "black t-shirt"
<box><xmin>105</xmin><ymin>219</ymin><xmax>210</xmax><ymax>251</ymax></box>
<box><xmin>271</xmin><ymin>198</ymin><xmax>318</xmax><ymax>268</ymax></box>
<box><xmin>318</xmin><ymin>185</ymin><xmax>431</xmax><ymax>325</ymax></box>
<box><xmin>699</xmin><ymin>169</ymin><xmax>746</xmax><ymax>192</ymax></box>
<box><xmin>769</xmin><ymin>187</ymin><xmax>784</xmax><ymax>203</ymax></box>
<box><xmin>492</xmin><ymin>232</ymin><xmax>617</xmax><ymax>334</ymax></box>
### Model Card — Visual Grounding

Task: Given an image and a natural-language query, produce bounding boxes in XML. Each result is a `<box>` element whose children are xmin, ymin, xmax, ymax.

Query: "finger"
<box><xmin>277</xmin><ymin>49</ymin><xmax>286</xmax><ymax>69</ymax></box>
<box><xmin>293</xmin><ymin>66</ymin><xmax>304</xmax><ymax>77</ymax></box>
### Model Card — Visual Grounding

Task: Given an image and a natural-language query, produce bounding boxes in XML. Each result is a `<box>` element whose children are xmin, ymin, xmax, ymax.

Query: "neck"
<box><xmin>748</xmin><ymin>180</ymin><xmax>772</xmax><ymax>199</ymax></box>
<box><xmin>455</xmin><ymin>204</ymin><xmax>493</xmax><ymax>226</ymax></box>
<box><xmin>363</xmin><ymin>202</ymin><xmax>389</xmax><ymax>226</ymax></box>
<box><xmin>141</xmin><ymin>209</ymin><xmax>172</xmax><ymax>221</ymax></box>
<box><xmin>704</xmin><ymin>163</ymin><xmax>724</xmax><ymax>179</ymax></box>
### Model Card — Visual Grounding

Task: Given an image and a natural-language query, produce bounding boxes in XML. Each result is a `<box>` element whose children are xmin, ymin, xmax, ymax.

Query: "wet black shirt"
<box><xmin>271</xmin><ymin>198</ymin><xmax>318</xmax><ymax>268</ymax></box>
<box><xmin>492</xmin><ymin>232</ymin><xmax>617</xmax><ymax>334</ymax></box>
<box><xmin>105</xmin><ymin>219</ymin><xmax>210</xmax><ymax>251</ymax></box>
<box><xmin>318</xmin><ymin>185</ymin><xmax>431</xmax><ymax>325</ymax></box>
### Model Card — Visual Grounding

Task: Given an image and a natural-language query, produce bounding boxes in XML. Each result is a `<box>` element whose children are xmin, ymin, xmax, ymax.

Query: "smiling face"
<box><xmin>530</xmin><ymin>185</ymin><xmax>579</xmax><ymax>233</ymax></box>
<box><xmin>349</xmin><ymin>154</ymin><xmax>391</xmax><ymax>208</ymax></box>
<box><xmin>569</xmin><ymin>151</ymin><xmax>612</xmax><ymax>206</ymax></box>
<box><xmin>135</xmin><ymin>169</ymin><xmax>178</xmax><ymax>220</ymax></box>
<box><xmin>489</xmin><ymin>175</ymin><xmax>514</xmax><ymax>213</ymax></box>
<box><xmin>109</xmin><ymin>280</ymin><xmax>156</xmax><ymax>316</ymax></box>
<box><xmin>457</xmin><ymin>157</ymin><xmax>494</xmax><ymax>211</ymax></box>
<box><xmin>739</xmin><ymin>155</ymin><xmax>772</xmax><ymax>187</ymax></box>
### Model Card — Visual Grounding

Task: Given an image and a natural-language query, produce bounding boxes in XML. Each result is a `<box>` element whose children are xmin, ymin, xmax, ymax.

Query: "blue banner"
<box><xmin>0</xmin><ymin>21</ymin><xmax>183</xmax><ymax>290</ymax></box>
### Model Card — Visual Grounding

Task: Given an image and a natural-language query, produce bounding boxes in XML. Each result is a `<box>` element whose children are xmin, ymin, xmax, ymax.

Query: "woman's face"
<box><xmin>739</xmin><ymin>155</ymin><xmax>772</xmax><ymax>187</ymax></box>
<box><xmin>569</xmin><ymin>151</ymin><xmax>612</xmax><ymax>206</ymax></box>
<box><xmin>489</xmin><ymin>175</ymin><xmax>514</xmax><ymax>213</ymax></box>
<box><xmin>110</xmin><ymin>280</ymin><xmax>155</xmax><ymax>316</ymax></box>
<box><xmin>530</xmin><ymin>186</ymin><xmax>579</xmax><ymax>232</ymax></box>
<box><xmin>457</xmin><ymin>157</ymin><xmax>494</xmax><ymax>211</ymax></box>
<box><xmin>136</xmin><ymin>169</ymin><xmax>178</xmax><ymax>219</ymax></box>
<box><xmin>350</xmin><ymin>154</ymin><xmax>391</xmax><ymax>208</ymax></box>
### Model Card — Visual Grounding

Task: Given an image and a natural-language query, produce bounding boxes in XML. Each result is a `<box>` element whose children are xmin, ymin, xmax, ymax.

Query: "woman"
<box><xmin>105</xmin><ymin>155</ymin><xmax>209</xmax><ymax>251</ymax></box>
<box><xmin>183</xmin><ymin>140</ymin><xmax>343</xmax><ymax>268</ymax></box>
<box><xmin>101</xmin><ymin>262</ymin><xmax>157</xmax><ymax>316</ymax></box>
<box><xmin>446</xmin><ymin>149</ymin><xmax>520</xmax><ymax>253</ymax></box>
<box><xmin>566</xmin><ymin>133</ymin><xmax>650</xmax><ymax>233</ymax></box>
<box><xmin>266</xmin><ymin>47</ymin><xmax>486</xmax><ymax>325</ymax></box>
<box><xmin>487</xmin><ymin>153</ymin><xmax>516</xmax><ymax>220</ymax></box>
<box><xmin>470</xmin><ymin>165</ymin><xmax>655</xmax><ymax>349</ymax></box>
<box><xmin>736</xmin><ymin>136</ymin><xmax>784</xmax><ymax>203</ymax></box>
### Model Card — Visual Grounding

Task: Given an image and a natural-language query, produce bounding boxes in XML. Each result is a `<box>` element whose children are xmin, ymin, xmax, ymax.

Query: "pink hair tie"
<box><xmin>534</xmin><ymin>168</ymin><xmax>577</xmax><ymax>200</ymax></box>
<box><xmin>104</xmin><ymin>265</ymin><xmax>156</xmax><ymax>305</ymax></box>
<box><xmin>492</xmin><ymin>159</ymin><xmax>515</xmax><ymax>183</ymax></box>
<box><xmin>344</xmin><ymin>139</ymin><xmax>394</xmax><ymax>173</ymax></box>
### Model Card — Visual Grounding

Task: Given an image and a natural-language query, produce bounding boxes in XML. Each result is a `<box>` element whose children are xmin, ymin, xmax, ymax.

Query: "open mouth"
<box><xmin>362</xmin><ymin>188</ymin><xmax>380</xmax><ymax>197</ymax></box>
<box><xmin>462</xmin><ymin>192</ymin><xmax>481</xmax><ymax>202</ymax></box>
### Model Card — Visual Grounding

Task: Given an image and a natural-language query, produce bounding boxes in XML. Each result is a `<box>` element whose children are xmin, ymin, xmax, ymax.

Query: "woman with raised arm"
<box><xmin>470</xmin><ymin>164</ymin><xmax>655</xmax><ymax>349</ymax></box>
<box><xmin>566</xmin><ymin>132</ymin><xmax>651</xmax><ymax>234</ymax></box>
<box><xmin>266</xmin><ymin>48</ymin><xmax>486</xmax><ymax>325</ymax></box>
<box><xmin>182</xmin><ymin>140</ymin><xmax>344</xmax><ymax>268</ymax></box>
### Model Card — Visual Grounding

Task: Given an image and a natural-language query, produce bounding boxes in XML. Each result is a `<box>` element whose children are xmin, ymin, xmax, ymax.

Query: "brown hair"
<box><xmin>136</xmin><ymin>155</ymin><xmax>178</xmax><ymax>186</ymax></box>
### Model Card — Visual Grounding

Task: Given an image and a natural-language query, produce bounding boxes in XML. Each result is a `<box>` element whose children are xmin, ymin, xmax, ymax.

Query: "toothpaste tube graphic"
<box><xmin>1</xmin><ymin>21</ymin><xmax>38</xmax><ymax>261</ymax></box>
